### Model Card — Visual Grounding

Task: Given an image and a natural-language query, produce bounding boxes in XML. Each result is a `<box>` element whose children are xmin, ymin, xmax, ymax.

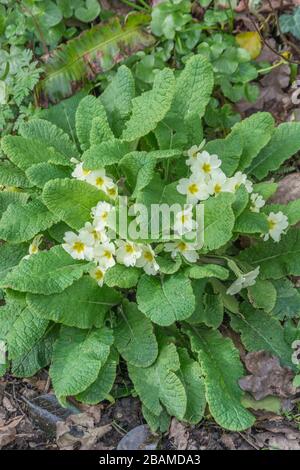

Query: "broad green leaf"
<box><xmin>136</xmin><ymin>272</ymin><xmax>195</xmax><ymax>326</ymax></box>
<box><xmin>1</xmin><ymin>245</ymin><xmax>92</xmax><ymax>295</ymax></box>
<box><xmin>202</xmin><ymin>193</ymin><xmax>235</xmax><ymax>251</ymax></box>
<box><xmin>238</xmin><ymin>229</ymin><xmax>300</xmax><ymax>279</ymax></box>
<box><xmin>27</xmin><ymin>276</ymin><xmax>121</xmax><ymax>329</ymax></box>
<box><xmin>6</xmin><ymin>307</ymin><xmax>49</xmax><ymax>360</ymax></box>
<box><xmin>48</xmin><ymin>221</ymin><xmax>72</xmax><ymax>243</ymax></box>
<box><xmin>0</xmin><ymin>243</ymin><xmax>28</xmax><ymax>282</ymax></box>
<box><xmin>142</xmin><ymin>405</ymin><xmax>170</xmax><ymax>433</ymax></box>
<box><xmin>184</xmin><ymin>326</ymin><xmax>255</xmax><ymax>431</ymax></box>
<box><xmin>101</xmin><ymin>65</ymin><xmax>135</xmax><ymax>135</ymax></box>
<box><xmin>50</xmin><ymin>325</ymin><xmax>113</xmax><ymax>399</ymax></box>
<box><xmin>231</xmin><ymin>112</ymin><xmax>274</xmax><ymax>171</ymax></box>
<box><xmin>120</xmin><ymin>151</ymin><xmax>157</xmax><ymax>195</ymax></box>
<box><xmin>263</xmin><ymin>199</ymin><xmax>300</xmax><ymax>226</ymax></box>
<box><xmin>157</xmin><ymin>254</ymin><xmax>182</xmax><ymax>275</ymax></box>
<box><xmin>253</xmin><ymin>182</ymin><xmax>278</xmax><ymax>200</ymax></box>
<box><xmin>271</xmin><ymin>279</ymin><xmax>300</xmax><ymax>320</ymax></box>
<box><xmin>0</xmin><ymin>162</ymin><xmax>30</xmax><ymax>188</ymax></box>
<box><xmin>177</xmin><ymin>348</ymin><xmax>206</xmax><ymax>424</ymax></box>
<box><xmin>90</xmin><ymin>116</ymin><xmax>114</xmax><ymax>146</ymax></box>
<box><xmin>248</xmin><ymin>123</ymin><xmax>300</xmax><ymax>179</ymax></box>
<box><xmin>187</xmin><ymin>264</ymin><xmax>229</xmax><ymax>280</ymax></box>
<box><xmin>0</xmin><ymin>299</ymin><xmax>25</xmax><ymax>340</ymax></box>
<box><xmin>104</xmin><ymin>264</ymin><xmax>141</xmax><ymax>288</ymax></box>
<box><xmin>20</xmin><ymin>119</ymin><xmax>79</xmax><ymax>160</ymax></box>
<box><xmin>211</xmin><ymin>278</ymin><xmax>239</xmax><ymax>314</ymax></box>
<box><xmin>247</xmin><ymin>279</ymin><xmax>277</xmax><ymax>312</ymax></box>
<box><xmin>230</xmin><ymin>302</ymin><xmax>293</xmax><ymax>368</ymax></box>
<box><xmin>128</xmin><ymin>342</ymin><xmax>187</xmax><ymax>419</ymax></box>
<box><xmin>200</xmin><ymin>293</ymin><xmax>224</xmax><ymax>328</ymax></box>
<box><xmin>0</xmin><ymin>191</ymin><xmax>29</xmax><ymax>217</ymax></box>
<box><xmin>115</xmin><ymin>301</ymin><xmax>158</xmax><ymax>367</ymax></box>
<box><xmin>122</xmin><ymin>68</ymin><xmax>175</xmax><ymax>141</ymax></box>
<box><xmin>76</xmin><ymin>349</ymin><xmax>119</xmax><ymax>404</ymax></box>
<box><xmin>43</xmin><ymin>178</ymin><xmax>109</xmax><ymax>230</ymax></box>
<box><xmin>0</xmin><ymin>199</ymin><xmax>59</xmax><ymax>243</ymax></box>
<box><xmin>234</xmin><ymin>211</ymin><xmax>268</xmax><ymax>234</ymax></box>
<box><xmin>187</xmin><ymin>279</ymin><xmax>207</xmax><ymax>324</ymax></box>
<box><xmin>82</xmin><ymin>140</ymin><xmax>130</xmax><ymax>170</ymax></box>
<box><xmin>1</xmin><ymin>135</ymin><xmax>71</xmax><ymax>171</ymax></box>
<box><xmin>232</xmin><ymin>186</ymin><xmax>249</xmax><ymax>217</ymax></box>
<box><xmin>76</xmin><ymin>95</ymin><xmax>109</xmax><ymax>151</ymax></box>
<box><xmin>205</xmin><ymin>132</ymin><xmax>242</xmax><ymax>177</ymax></box>
<box><xmin>26</xmin><ymin>163</ymin><xmax>71</xmax><ymax>189</ymax></box>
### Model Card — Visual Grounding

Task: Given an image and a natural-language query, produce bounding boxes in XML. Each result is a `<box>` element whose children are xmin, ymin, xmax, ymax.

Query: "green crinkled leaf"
<box><xmin>253</xmin><ymin>182</ymin><xmax>278</xmax><ymax>201</ymax></box>
<box><xmin>0</xmin><ymin>162</ymin><xmax>30</xmax><ymax>188</ymax></box>
<box><xmin>26</xmin><ymin>163</ymin><xmax>71</xmax><ymax>189</ymax></box>
<box><xmin>75</xmin><ymin>95</ymin><xmax>110</xmax><ymax>151</ymax></box>
<box><xmin>136</xmin><ymin>272</ymin><xmax>195</xmax><ymax>326</ymax></box>
<box><xmin>82</xmin><ymin>140</ymin><xmax>131</xmax><ymax>170</ymax></box>
<box><xmin>76</xmin><ymin>349</ymin><xmax>119</xmax><ymax>404</ymax></box>
<box><xmin>101</xmin><ymin>65</ymin><xmax>135</xmax><ymax>135</ymax></box>
<box><xmin>187</xmin><ymin>264</ymin><xmax>229</xmax><ymax>280</ymax></box>
<box><xmin>6</xmin><ymin>307</ymin><xmax>49</xmax><ymax>360</ymax></box>
<box><xmin>20</xmin><ymin>119</ymin><xmax>79</xmax><ymax>160</ymax></box>
<box><xmin>247</xmin><ymin>279</ymin><xmax>277</xmax><ymax>312</ymax></box>
<box><xmin>230</xmin><ymin>302</ymin><xmax>293</xmax><ymax>368</ymax></box>
<box><xmin>238</xmin><ymin>229</ymin><xmax>300</xmax><ymax>279</ymax></box>
<box><xmin>128</xmin><ymin>342</ymin><xmax>187</xmax><ymax>419</ymax></box>
<box><xmin>0</xmin><ymin>299</ymin><xmax>25</xmax><ymax>340</ymax></box>
<box><xmin>184</xmin><ymin>325</ymin><xmax>255</xmax><ymax>431</ymax></box>
<box><xmin>271</xmin><ymin>279</ymin><xmax>300</xmax><ymax>320</ymax></box>
<box><xmin>232</xmin><ymin>186</ymin><xmax>249</xmax><ymax>217</ymax></box>
<box><xmin>0</xmin><ymin>191</ymin><xmax>29</xmax><ymax>217</ymax></box>
<box><xmin>0</xmin><ymin>243</ymin><xmax>28</xmax><ymax>282</ymax></box>
<box><xmin>115</xmin><ymin>301</ymin><xmax>158</xmax><ymax>367</ymax></box>
<box><xmin>202</xmin><ymin>193</ymin><xmax>235</xmax><ymax>251</ymax></box>
<box><xmin>177</xmin><ymin>348</ymin><xmax>206</xmax><ymax>424</ymax></box>
<box><xmin>1</xmin><ymin>245</ymin><xmax>92</xmax><ymax>295</ymax></box>
<box><xmin>48</xmin><ymin>221</ymin><xmax>72</xmax><ymax>243</ymax></box>
<box><xmin>50</xmin><ymin>325</ymin><xmax>113</xmax><ymax>399</ymax></box>
<box><xmin>1</xmin><ymin>136</ymin><xmax>71</xmax><ymax>171</ymax></box>
<box><xmin>234</xmin><ymin>211</ymin><xmax>269</xmax><ymax>234</ymax></box>
<box><xmin>122</xmin><ymin>68</ymin><xmax>175</xmax><ymax>142</ymax></box>
<box><xmin>157</xmin><ymin>254</ymin><xmax>182</xmax><ymax>274</ymax></box>
<box><xmin>104</xmin><ymin>264</ymin><xmax>141</xmax><ymax>288</ymax></box>
<box><xmin>248</xmin><ymin>123</ymin><xmax>300</xmax><ymax>179</ymax></box>
<box><xmin>205</xmin><ymin>132</ymin><xmax>242</xmax><ymax>177</ymax></box>
<box><xmin>263</xmin><ymin>199</ymin><xmax>300</xmax><ymax>226</ymax></box>
<box><xmin>11</xmin><ymin>326</ymin><xmax>58</xmax><ymax>378</ymax></box>
<box><xmin>120</xmin><ymin>151</ymin><xmax>156</xmax><ymax>195</ymax></box>
<box><xmin>27</xmin><ymin>276</ymin><xmax>121</xmax><ymax>329</ymax></box>
<box><xmin>90</xmin><ymin>116</ymin><xmax>114</xmax><ymax>146</ymax></box>
<box><xmin>0</xmin><ymin>199</ymin><xmax>59</xmax><ymax>243</ymax></box>
<box><xmin>142</xmin><ymin>404</ymin><xmax>170</xmax><ymax>433</ymax></box>
<box><xmin>43</xmin><ymin>178</ymin><xmax>109</xmax><ymax>230</ymax></box>
<box><xmin>201</xmin><ymin>293</ymin><xmax>224</xmax><ymax>328</ymax></box>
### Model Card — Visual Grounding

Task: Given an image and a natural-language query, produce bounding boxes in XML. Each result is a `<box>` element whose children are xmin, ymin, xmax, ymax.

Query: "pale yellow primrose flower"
<box><xmin>164</xmin><ymin>240</ymin><xmax>199</xmax><ymax>263</ymax></box>
<box><xmin>263</xmin><ymin>211</ymin><xmax>289</xmax><ymax>242</ymax></box>
<box><xmin>207</xmin><ymin>169</ymin><xmax>229</xmax><ymax>195</ymax></box>
<box><xmin>136</xmin><ymin>244</ymin><xmax>159</xmax><ymax>275</ymax></box>
<box><xmin>91</xmin><ymin>201</ymin><xmax>114</xmax><ymax>231</ymax></box>
<box><xmin>79</xmin><ymin>222</ymin><xmax>108</xmax><ymax>245</ymax></box>
<box><xmin>86</xmin><ymin>169</ymin><xmax>116</xmax><ymax>194</ymax></box>
<box><xmin>177</xmin><ymin>174</ymin><xmax>210</xmax><ymax>204</ymax></box>
<box><xmin>90</xmin><ymin>265</ymin><xmax>107</xmax><ymax>287</ymax></box>
<box><xmin>63</xmin><ymin>231</ymin><xmax>94</xmax><ymax>261</ymax></box>
<box><xmin>191</xmin><ymin>150</ymin><xmax>221</xmax><ymax>179</ymax></box>
<box><xmin>250</xmin><ymin>193</ymin><xmax>265</xmax><ymax>213</ymax></box>
<box><xmin>115</xmin><ymin>240</ymin><xmax>142</xmax><ymax>267</ymax></box>
<box><xmin>226</xmin><ymin>171</ymin><xmax>253</xmax><ymax>194</ymax></box>
<box><xmin>186</xmin><ymin>141</ymin><xmax>206</xmax><ymax>166</ymax></box>
<box><xmin>93</xmin><ymin>241</ymin><xmax>116</xmax><ymax>269</ymax></box>
<box><xmin>226</xmin><ymin>266</ymin><xmax>260</xmax><ymax>296</ymax></box>
<box><xmin>71</xmin><ymin>162</ymin><xmax>91</xmax><ymax>181</ymax></box>
<box><xmin>173</xmin><ymin>206</ymin><xmax>197</xmax><ymax>235</ymax></box>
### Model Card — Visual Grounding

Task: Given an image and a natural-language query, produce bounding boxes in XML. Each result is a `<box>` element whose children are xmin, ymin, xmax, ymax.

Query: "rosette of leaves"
<box><xmin>1</xmin><ymin>56</ymin><xmax>300</xmax><ymax>432</ymax></box>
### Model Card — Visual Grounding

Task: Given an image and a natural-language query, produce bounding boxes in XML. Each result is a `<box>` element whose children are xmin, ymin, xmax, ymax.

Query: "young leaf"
<box><xmin>104</xmin><ymin>264</ymin><xmax>141</xmax><ymax>288</ymax></box>
<box><xmin>82</xmin><ymin>139</ymin><xmax>130</xmax><ymax>170</ymax></box>
<box><xmin>115</xmin><ymin>301</ymin><xmax>158</xmax><ymax>368</ymax></box>
<box><xmin>187</xmin><ymin>264</ymin><xmax>229</xmax><ymax>281</ymax></box>
<box><xmin>1</xmin><ymin>245</ymin><xmax>92</xmax><ymax>295</ymax></box>
<box><xmin>50</xmin><ymin>326</ymin><xmax>113</xmax><ymax>399</ymax></box>
<box><xmin>27</xmin><ymin>276</ymin><xmax>121</xmax><ymax>329</ymax></box>
<box><xmin>234</xmin><ymin>211</ymin><xmax>269</xmax><ymax>234</ymax></box>
<box><xmin>184</xmin><ymin>325</ymin><xmax>255</xmax><ymax>431</ymax></box>
<box><xmin>75</xmin><ymin>95</ymin><xmax>109</xmax><ymax>151</ymax></box>
<box><xmin>202</xmin><ymin>192</ymin><xmax>235</xmax><ymax>251</ymax></box>
<box><xmin>136</xmin><ymin>272</ymin><xmax>195</xmax><ymax>326</ymax></box>
<box><xmin>253</xmin><ymin>182</ymin><xmax>278</xmax><ymax>201</ymax></box>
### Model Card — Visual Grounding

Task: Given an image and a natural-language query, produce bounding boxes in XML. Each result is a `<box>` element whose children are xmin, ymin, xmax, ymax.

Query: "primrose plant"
<box><xmin>1</xmin><ymin>56</ymin><xmax>300</xmax><ymax>432</ymax></box>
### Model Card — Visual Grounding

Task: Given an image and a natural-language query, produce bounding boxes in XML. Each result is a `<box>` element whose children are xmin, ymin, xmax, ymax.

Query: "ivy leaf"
<box><xmin>25</xmin><ymin>163</ymin><xmax>71</xmax><ymax>189</ymax></box>
<box><xmin>184</xmin><ymin>325</ymin><xmax>255</xmax><ymax>431</ymax></box>
<box><xmin>1</xmin><ymin>245</ymin><xmax>92</xmax><ymax>295</ymax></box>
<box><xmin>271</xmin><ymin>279</ymin><xmax>300</xmax><ymax>320</ymax></box>
<box><xmin>19</xmin><ymin>119</ymin><xmax>79</xmax><ymax>160</ymax></box>
<box><xmin>187</xmin><ymin>264</ymin><xmax>229</xmax><ymax>281</ymax></box>
<box><xmin>248</xmin><ymin>123</ymin><xmax>300</xmax><ymax>179</ymax></box>
<box><xmin>202</xmin><ymin>193</ymin><xmax>235</xmax><ymax>251</ymax></box>
<box><xmin>27</xmin><ymin>276</ymin><xmax>121</xmax><ymax>329</ymax></box>
<box><xmin>75</xmin><ymin>95</ymin><xmax>110</xmax><ymax>151</ymax></box>
<box><xmin>50</xmin><ymin>325</ymin><xmax>113</xmax><ymax>399</ymax></box>
<box><xmin>43</xmin><ymin>178</ymin><xmax>109</xmax><ymax>230</ymax></box>
<box><xmin>230</xmin><ymin>303</ymin><xmax>294</xmax><ymax>369</ymax></box>
<box><xmin>279</xmin><ymin>8</ymin><xmax>300</xmax><ymax>40</ymax></box>
<box><xmin>0</xmin><ymin>199</ymin><xmax>59</xmax><ymax>243</ymax></box>
<box><xmin>122</xmin><ymin>68</ymin><xmax>175</xmax><ymax>141</ymax></box>
<box><xmin>0</xmin><ymin>243</ymin><xmax>28</xmax><ymax>282</ymax></box>
<box><xmin>0</xmin><ymin>161</ymin><xmax>30</xmax><ymax>188</ymax></box>
<box><xmin>115</xmin><ymin>301</ymin><xmax>158</xmax><ymax>368</ymax></box>
<box><xmin>82</xmin><ymin>140</ymin><xmax>130</xmax><ymax>170</ymax></box>
<box><xmin>136</xmin><ymin>272</ymin><xmax>195</xmax><ymax>326</ymax></box>
<box><xmin>247</xmin><ymin>279</ymin><xmax>277</xmax><ymax>312</ymax></box>
<box><xmin>104</xmin><ymin>264</ymin><xmax>141</xmax><ymax>288</ymax></box>
<box><xmin>128</xmin><ymin>342</ymin><xmax>187</xmax><ymax>419</ymax></box>
<box><xmin>238</xmin><ymin>229</ymin><xmax>300</xmax><ymax>279</ymax></box>
<box><xmin>177</xmin><ymin>348</ymin><xmax>206</xmax><ymax>424</ymax></box>
<box><xmin>76</xmin><ymin>349</ymin><xmax>119</xmax><ymax>404</ymax></box>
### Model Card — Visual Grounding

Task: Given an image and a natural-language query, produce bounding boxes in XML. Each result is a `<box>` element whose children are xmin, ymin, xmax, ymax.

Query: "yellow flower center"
<box><xmin>125</xmin><ymin>244</ymin><xmax>134</xmax><ymax>254</ymax></box>
<box><xmin>104</xmin><ymin>250</ymin><xmax>112</xmax><ymax>259</ymax></box>
<box><xmin>95</xmin><ymin>269</ymin><xmax>104</xmax><ymax>280</ymax></box>
<box><xmin>181</xmin><ymin>214</ymin><xmax>187</xmax><ymax>223</ymax></box>
<box><xmin>144</xmin><ymin>251</ymin><xmax>154</xmax><ymax>262</ymax></box>
<box><xmin>268</xmin><ymin>219</ymin><xmax>277</xmax><ymax>230</ymax></box>
<box><xmin>101</xmin><ymin>211</ymin><xmax>108</xmax><ymax>220</ymax></box>
<box><xmin>30</xmin><ymin>245</ymin><xmax>38</xmax><ymax>254</ymax></box>
<box><xmin>188</xmin><ymin>183</ymin><xmax>199</xmax><ymax>195</ymax></box>
<box><xmin>202</xmin><ymin>163</ymin><xmax>211</xmax><ymax>173</ymax></box>
<box><xmin>73</xmin><ymin>241</ymin><xmax>85</xmax><ymax>253</ymax></box>
<box><xmin>92</xmin><ymin>229</ymin><xmax>100</xmax><ymax>240</ymax></box>
<box><xmin>96</xmin><ymin>177</ymin><xmax>104</xmax><ymax>187</ymax></box>
<box><xmin>177</xmin><ymin>241</ymin><xmax>187</xmax><ymax>252</ymax></box>
<box><xmin>214</xmin><ymin>184</ymin><xmax>222</xmax><ymax>194</ymax></box>
<box><xmin>83</xmin><ymin>168</ymin><xmax>91</xmax><ymax>176</ymax></box>
<box><xmin>107</xmin><ymin>186</ymin><xmax>117</xmax><ymax>197</ymax></box>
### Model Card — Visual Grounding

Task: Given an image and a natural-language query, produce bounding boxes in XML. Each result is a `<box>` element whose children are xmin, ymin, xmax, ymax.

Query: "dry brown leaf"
<box><xmin>270</xmin><ymin>173</ymin><xmax>300</xmax><ymax>204</ymax></box>
<box><xmin>0</xmin><ymin>416</ymin><xmax>23</xmax><ymax>449</ymax></box>
<box><xmin>169</xmin><ymin>418</ymin><xmax>190</xmax><ymax>450</ymax></box>
<box><xmin>239</xmin><ymin>351</ymin><xmax>296</xmax><ymax>400</ymax></box>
